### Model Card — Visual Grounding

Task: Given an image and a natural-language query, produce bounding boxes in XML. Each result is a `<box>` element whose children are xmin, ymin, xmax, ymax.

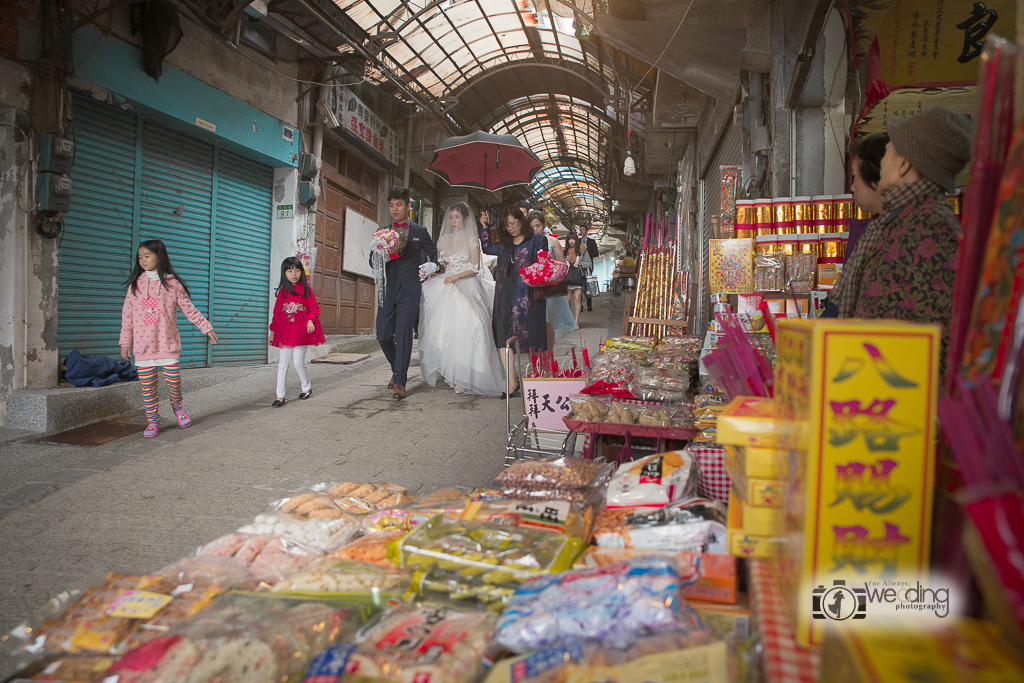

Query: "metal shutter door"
<box><xmin>211</xmin><ymin>149</ymin><xmax>273</xmax><ymax>365</ymax></box>
<box><xmin>58</xmin><ymin>93</ymin><xmax>138</xmax><ymax>359</ymax></box>
<box><xmin>139</xmin><ymin>121</ymin><xmax>215</xmax><ymax>368</ymax></box>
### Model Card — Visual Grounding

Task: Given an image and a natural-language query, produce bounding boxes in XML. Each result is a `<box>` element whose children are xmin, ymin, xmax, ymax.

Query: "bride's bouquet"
<box><xmin>370</xmin><ymin>226</ymin><xmax>408</xmax><ymax>261</ymax></box>
<box><xmin>519</xmin><ymin>250</ymin><xmax>568</xmax><ymax>287</ymax></box>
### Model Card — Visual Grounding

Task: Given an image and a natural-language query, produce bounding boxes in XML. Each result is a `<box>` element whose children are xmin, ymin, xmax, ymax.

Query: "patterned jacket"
<box><xmin>119</xmin><ymin>274</ymin><xmax>213</xmax><ymax>361</ymax></box>
<box><xmin>852</xmin><ymin>178</ymin><xmax>960</xmax><ymax>377</ymax></box>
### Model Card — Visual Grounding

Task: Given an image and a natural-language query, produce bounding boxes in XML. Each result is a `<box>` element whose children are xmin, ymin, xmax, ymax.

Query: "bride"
<box><xmin>419</xmin><ymin>202</ymin><xmax>506</xmax><ymax>395</ymax></box>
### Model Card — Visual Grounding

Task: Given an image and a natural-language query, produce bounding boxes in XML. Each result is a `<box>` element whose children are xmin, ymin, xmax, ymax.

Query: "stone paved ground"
<box><xmin>0</xmin><ymin>294</ymin><xmax>619</xmax><ymax>678</ymax></box>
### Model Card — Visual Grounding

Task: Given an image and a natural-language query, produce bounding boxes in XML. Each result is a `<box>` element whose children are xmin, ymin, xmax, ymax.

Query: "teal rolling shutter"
<box><xmin>139</xmin><ymin>121</ymin><xmax>214</xmax><ymax>368</ymax></box>
<box><xmin>212</xmin><ymin>150</ymin><xmax>273</xmax><ymax>365</ymax></box>
<box><xmin>58</xmin><ymin>93</ymin><xmax>138</xmax><ymax>359</ymax></box>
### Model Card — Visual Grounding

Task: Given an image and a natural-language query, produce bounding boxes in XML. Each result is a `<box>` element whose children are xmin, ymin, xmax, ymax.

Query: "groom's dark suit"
<box><xmin>372</xmin><ymin>221</ymin><xmax>438</xmax><ymax>387</ymax></box>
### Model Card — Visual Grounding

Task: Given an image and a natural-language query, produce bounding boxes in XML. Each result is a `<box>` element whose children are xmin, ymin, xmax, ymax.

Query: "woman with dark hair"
<box><xmin>564</xmin><ymin>230</ymin><xmax>585</xmax><ymax>327</ymax></box>
<box><xmin>528</xmin><ymin>211</ymin><xmax>575</xmax><ymax>350</ymax></box>
<box><xmin>418</xmin><ymin>202</ymin><xmax>504</xmax><ymax>395</ymax></box>
<box><xmin>823</xmin><ymin>132</ymin><xmax>889</xmax><ymax>318</ymax></box>
<box><xmin>480</xmin><ymin>204</ymin><xmax>548</xmax><ymax>396</ymax></box>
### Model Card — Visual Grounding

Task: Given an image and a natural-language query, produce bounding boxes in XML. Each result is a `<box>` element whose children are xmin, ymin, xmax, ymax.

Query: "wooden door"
<box><xmin>314</xmin><ymin>180</ymin><xmax>344</xmax><ymax>334</ymax></box>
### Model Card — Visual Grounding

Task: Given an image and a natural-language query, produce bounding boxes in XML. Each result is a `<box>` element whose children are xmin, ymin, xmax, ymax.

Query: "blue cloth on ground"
<box><xmin>65</xmin><ymin>349</ymin><xmax>139</xmax><ymax>387</ymax></box>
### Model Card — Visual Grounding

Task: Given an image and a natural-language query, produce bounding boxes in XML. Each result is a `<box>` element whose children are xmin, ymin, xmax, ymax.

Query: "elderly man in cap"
<box><xmin>841</xmin><ymin>107</ymin><xmax>972</xmax><ymax>374</ymax></box>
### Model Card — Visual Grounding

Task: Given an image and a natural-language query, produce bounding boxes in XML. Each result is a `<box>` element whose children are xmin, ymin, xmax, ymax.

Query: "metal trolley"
<box><xmin>504</xmin><ymin>337</ymin><xmax>578</xmax><ymax>466</ymax></box>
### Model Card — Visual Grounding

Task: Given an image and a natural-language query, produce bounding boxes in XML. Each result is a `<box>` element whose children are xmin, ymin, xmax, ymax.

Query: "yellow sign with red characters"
<box><xmin>774</xmin><ymin>319</ymin><xmax>940</xmax><ymax>648</ymax></box>
<box><xmin>875</xmin><ymin>0</ymin><xmax>1016</xmax><ymax>88</ymax></box>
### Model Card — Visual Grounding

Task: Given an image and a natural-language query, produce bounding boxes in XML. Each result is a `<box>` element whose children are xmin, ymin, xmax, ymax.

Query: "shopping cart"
<box><xmin>504</xmin><ymin>336</ymin><xmax>578</xmax><ymax>466</ymax></box>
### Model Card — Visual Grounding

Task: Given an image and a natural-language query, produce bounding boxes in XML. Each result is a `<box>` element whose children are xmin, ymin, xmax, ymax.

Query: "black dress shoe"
<box><xmin>500</xmin><ymin>387</ymin><xmax>521</xmax><ymax>399</ymax></box>
<box><xmin>298</xmin><ymin>390</ymin><xmax>313</xmax><ymax>400</ymax></box>
<box><xmin>272</xmin><ymin>399</ymin><xmax>286</xmax><ymax>407</ymax></box>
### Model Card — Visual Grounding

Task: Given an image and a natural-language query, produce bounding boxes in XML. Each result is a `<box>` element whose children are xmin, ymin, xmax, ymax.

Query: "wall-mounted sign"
<box><xmin>329</xmin><ymin>86</ymin><xmax>400</xmax><ymax>166</ymax></box>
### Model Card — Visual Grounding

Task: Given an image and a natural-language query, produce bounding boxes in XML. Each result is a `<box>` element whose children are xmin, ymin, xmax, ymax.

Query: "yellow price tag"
<box><xmin>104</xmin><ymin>590</ymin><xmax>172</xmax><ymax>619</ymax></box>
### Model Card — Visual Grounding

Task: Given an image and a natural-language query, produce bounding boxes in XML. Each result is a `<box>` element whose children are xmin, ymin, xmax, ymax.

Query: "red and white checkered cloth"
<box><xmin>749</xmin><ymin>559</ymin><xmax>820</xmax><ymax>683</ymax></box>
<box><xmin>686</xmin><ymin>444</ymin><xmax>731</xmax><ymax>502</ymax></box>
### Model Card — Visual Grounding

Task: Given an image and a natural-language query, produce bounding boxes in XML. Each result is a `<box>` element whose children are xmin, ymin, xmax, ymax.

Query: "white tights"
<box><xmin>277</xmin><ymin>346</ymin><xmax>310</xmax><ymax>399</ymax></box>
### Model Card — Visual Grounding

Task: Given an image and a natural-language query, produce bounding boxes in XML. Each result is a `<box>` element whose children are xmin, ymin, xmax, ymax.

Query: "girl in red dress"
<box><xmin>269</xmin><ymin>257</ymin><xmax>326</xmax><ymax>406</ymax></box>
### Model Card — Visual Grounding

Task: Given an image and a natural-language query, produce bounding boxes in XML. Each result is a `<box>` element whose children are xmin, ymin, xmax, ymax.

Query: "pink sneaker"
<box><xmin>174</xmin><ymin>408</ymin><xmax>192</xmax><ymax>428</ymax></box>
<box><xmin>143</xmin><ymin>423</ymin><xmax>160</xmax><ymax>438</ymax></box>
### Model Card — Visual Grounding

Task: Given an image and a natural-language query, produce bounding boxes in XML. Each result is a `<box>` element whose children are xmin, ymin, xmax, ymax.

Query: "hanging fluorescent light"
<box><xmin>623</xmin><ymin>151</ymin><xmax>636</xmax><ymax>176</ymax></box>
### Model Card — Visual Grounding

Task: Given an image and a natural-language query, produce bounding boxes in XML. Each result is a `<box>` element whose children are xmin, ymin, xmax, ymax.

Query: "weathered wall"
<box><xmin>78</xmin><ymin>0</ymin><xmax>301</xmax><ymax>127</ymax></box>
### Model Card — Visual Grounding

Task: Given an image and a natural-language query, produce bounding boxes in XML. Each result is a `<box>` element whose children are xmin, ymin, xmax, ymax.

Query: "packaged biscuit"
<box><xmin>606</xmin><ymin>451</ymin><xmax>698</xmax><ymax>509</ymax></box>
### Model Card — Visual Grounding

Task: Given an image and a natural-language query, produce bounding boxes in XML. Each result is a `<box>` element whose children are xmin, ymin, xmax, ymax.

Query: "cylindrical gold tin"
<box><xmin>754</xmin><ymin>199</ymin><xmax>774</xmax><ymax>236</ymax></box>
<box><xmin>797</xmin><ymin>233</ymin><xmax>820</xmax><ymax>256</ymax></box>
<box><xmin>777</xmin><ymin>234</ymin><xmax>798</xmax><ymax>254</ymax></box>
<box><xmin>820</xmin><ymin>234</ymin><xmax>842</xmax><ymax>259</ymax></box>
<box><xmin>755</xmin><ymin>234</ymin><xmax>778</xmax><ymax>254</ymax></box>
<box><xmin>736</xmin><ymin>199</ymin><xmax>755</xmax><ymax>238</ymax></box>
<box><xmin>837</xmin><ymin>231</ymin><xmax>849</xmax><ymax>260</ymax></box>
<box><xmin>834</xmin><ymin>194</ymin><xmax>854</xmax><ymax>233</ymax></box>
<box><xmin>772</xmin><ymin>197</ymin><xmax>796</xmax><ymax>234</ymax></box>
<box><xmin>812</xmin><ymin>195</ymin><xmax>834</xmax><ymax>233</ymax></box>
<box><xmin>853</xmin><ymin>204</ymin><xmax>876</xmax><ymax>221</ymax></box>
<box><xmin>793</xmin><ymin>196</ymin><xmax>814</xmax><ymax>233</ymax></box>
<box><xmin>946</xmin><ymin>192</ymin><xmax>963</xmax><ymax>217</ymax></box>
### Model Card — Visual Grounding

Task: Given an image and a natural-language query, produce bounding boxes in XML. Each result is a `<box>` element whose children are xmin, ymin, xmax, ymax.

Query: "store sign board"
<box><xmin>875</xmin><ymin>0</ymin><xmax>1015</xmax><ymax>87</ymax></box>
<box><xmin>523</xmin><ymin>378</ymin><xmax>587</xmax><ymax>431</ymax></box>
<box><xmin>329</xmin><ymin>86</ymin><xmax>400</xmax><ymax>165</ymax></box>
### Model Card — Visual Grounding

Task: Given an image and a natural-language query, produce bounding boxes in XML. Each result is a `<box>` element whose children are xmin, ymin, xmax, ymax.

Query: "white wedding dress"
<box><xmin>419</xmin><ymin>207</ymin><xmax>506</xmax><ymax>396</ymax></box>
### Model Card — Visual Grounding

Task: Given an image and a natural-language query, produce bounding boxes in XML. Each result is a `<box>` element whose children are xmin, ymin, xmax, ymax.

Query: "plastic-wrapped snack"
<box><xmin>655</xmin><ymin>336</ymin><xmax>703</xmax><ymax>359</ymax></box>
<box><xmin>494</xmin><ymin>457</ymin><xmax>612</xmax><ymax>504</ymax></box>
<box><xmin>486</xmin><ymin>631</ymin><xmax>723</xmax><ymax>683</ymax></box>
<box><xmin>104</xmin><ymin>593</ymin><xmax>370</xmax><ymax>683</ymax></box>
<box><xmin>326</xmin><ymin>482</ymin><xmax>415</xmax><ymax>511</ymax></box>
<box><xmin>568</xmin><ymin>396</ymin><xmax>610</xmax><ymax>422</ymax></box>
<box><xmin>238</xmin><ymin>513</ymin><xmax>359</xmax><ymax>552</ymax></box>
<box><xmin>271</xmin><ymin>559</ymin><xmax>410</xmax><ymax>603</ymax></box>
<box><xmin>388</xmin><ymin>514</ymin><xmax>582</xmax><ymax>586</ymax></box>
<box><xmin>9</xmin><ymin>656</ymin><xmax>117</xmax><ymax>682</ymax></box>
<box><xmin>345</xmin><ymin>604</ymin><xmax>497</xmax><ymax>683</ymax></box>
<box><xmin>248</xmin><ymin>536</ymin><xmax>325</xmax><ymax>584</ymax></box>
<box><xmin>329</xmin><ymin>530</ymin><xmax>404</xmax><ymax>566</ymax></box>
<box><xmin>606</xmin><ymin>451</ymin><xmax>698</xmax><ymax>508</ymax></box>
<box><xmin>159</xmin><ymin>555</ymin><xmax>250</xmax><ymax>589</ymax></box>
<box><xmin>119</xmin><ymin>583</ymin><xmax>225</xmax><ymax>652</ymax></box>
<box><xmin>592</xmin><ymin>500</ymin><xmax>728</xmax><ymax>554</ymax></box>
<box><xmin>603</xmin><ymin>336</ymin><xmax>658</xmax><ymax>354</ymax></box>
<box><xmin>461</xmin><ymin>493</ymin><xmax>598</xmax><ymax>543</ymax></box>
<box><xmin>494</xmin><ymin>557</ymin><xmax>689</xmax><ymax>653</ymax></box>
<box><xmin>629</xmin><ymin>367</ymin><xmax>691</xmax><ymax>403</ymax></box>
<box><xmin>694</xmin><ymin>393</ymin><xmax>727</xmax><ymax>408</ymax></box>
<box><xmin>753</xmin><ymin>253</ymin><xmax>784</xmax><ymax>292</ymax></box>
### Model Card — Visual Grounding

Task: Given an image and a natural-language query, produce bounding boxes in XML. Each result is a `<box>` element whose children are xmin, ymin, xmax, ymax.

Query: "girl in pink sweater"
<box><xmin>119</xmin><ymin>240</ymin><xmax>219</xmax><ymax>438</ymax></box>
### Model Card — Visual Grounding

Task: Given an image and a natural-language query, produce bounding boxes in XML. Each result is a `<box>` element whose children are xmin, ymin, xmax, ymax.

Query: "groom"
<box><xmin>373</xmin><ymin>186</ymin><xmax>438</xmax><ymax>399</ymax></box>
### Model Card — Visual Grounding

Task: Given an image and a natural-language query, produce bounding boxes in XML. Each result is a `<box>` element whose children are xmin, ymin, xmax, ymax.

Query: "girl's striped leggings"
<box><xmin>138</xmin><ymin>364</ymin><xmax>182</xmax><ymax>424</ymax></box>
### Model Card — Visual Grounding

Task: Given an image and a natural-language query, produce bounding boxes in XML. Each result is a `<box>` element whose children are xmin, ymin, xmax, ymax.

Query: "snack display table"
<box><xmin>563</xmin><ymin>416</ymin><xmax>694</xmax><ymax>463</ymax></box>
<box><xmin>748</xmin><ymin>559</ymin><xmax>820</xmax><ymax>683</ymax></box>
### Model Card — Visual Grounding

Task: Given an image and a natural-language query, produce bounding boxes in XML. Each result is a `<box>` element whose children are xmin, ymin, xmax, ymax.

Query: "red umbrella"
<box><xmin>427</xmin><ymin>131</ymin><xmax>543</xmax><ymax>192</ymax></box>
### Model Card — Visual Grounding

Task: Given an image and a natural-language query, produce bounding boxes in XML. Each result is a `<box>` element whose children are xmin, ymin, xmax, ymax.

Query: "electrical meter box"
<box><xmin>37</xmin><ymin>135</ymin><xmax>74</xmax><ymax>175</ymax></box>
<box><xmin>298</xmin><ymin>152</ymin><xmax>321</xmax><ymax>179</ymax></box>
<box><xmin>36</xmin><ymin>173</ymin><xmax>72</xmax><ymax>213</ymax></box>
<box><xmin>298</xmin><ymin>180</ymin><xmax>320</xmax><ymax>206</ymax></box>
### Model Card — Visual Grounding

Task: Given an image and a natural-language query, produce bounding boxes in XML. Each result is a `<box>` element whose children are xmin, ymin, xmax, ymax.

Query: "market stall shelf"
<box><xmin>749</xmin><ymin>559</ymin><xmax>820</xmax><ymax>683</ymax></box>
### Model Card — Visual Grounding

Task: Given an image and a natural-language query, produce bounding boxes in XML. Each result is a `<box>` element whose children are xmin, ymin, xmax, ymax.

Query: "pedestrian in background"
<box><xmin>564</xmin><ymin>230</ymin><xmax>588</xmax><ymax>327</ymax></box>
<box><xmin>581</xmin><ymin>229</ymin><xmax>599</xmax><ymax>311</ymax></box>
<box><xmin>119</xmin><ymin>239</ymin><xmax>218</xmax><ymax>438</ymax></box>
<box><xmin>529</xmin><ymin>211</ymin><xmax>575</xmax><ymax>351</ymax></box>
<box><xmin>269</xmin><ymin>256</ymin><xmax>326</xmax><ymax>407</ymax></box>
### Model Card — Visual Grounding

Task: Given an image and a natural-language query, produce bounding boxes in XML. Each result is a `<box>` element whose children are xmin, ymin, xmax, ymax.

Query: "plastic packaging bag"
<box><xmin>606</xmin><ymin>451</ymin><xmax>698</xmax><ymax>508</ymax></box>
<box><xmin>494</xmin><ymin>457</ymin><xmax>612</xmax><ymax>504</ymax></box>
<box><xmin>6</xmin><ymin>656</ymin><xmax>117</xmax><ymax>682</ymax></box>
<box><xmin>592</xmin><ymin>500</ymin><xmax>728</xmax><ymax>554</ymax></box>
<box><xmin>388</xmin><ymin>514</ymin><xmax>583</xmax><ymax>585</ymax></box>
<box><xmin>329</xmin><ymin>530</ymin><xmax>404</xmax><ymax>566</ymax></box>
<box><xmin>237</xmin><ymin>513</ymin><xmax>359</xmax><ymax>552</ymax></box>
<box><xmin>105</xmin><ymin>593</ymin><xmax>371</xmax><ymax>683</ymax></box>
<box><xmin>603</xmin><ymin>336</ymin><xmax>658</xmax><ymax>354</ymax></box>
<box><xmin>271</xmin><ymin>558</ymin><xmax>410</xmax><ymax>603</ymax></box>
<box><xmin>273</xmin><ymin>492</ymin><xmax>350</xmax><ymax>520</ymax></box>
<box><xmin>345</xmin><ymin>604</ymin><xmax>497</xmax><ymax>683</ymax></box>
<box><xmin>326</xmin><ymin>481</ymin><xmax>414</xmax><ymax>509</ymax></box>
<box><xmin>753</xmin><ymin>253</ymin><xmax>784</xmax><ymax>291</ymax></box>
<box><xmin>461</xmin><ymin>494</ymin><xmax>597</xmax><ymax>543</ymax></box>
<box><xmin>629</xmin><ymin>367</ymin><xmax>691</xmax><ymax>403</ymax></box>
<box><xmin>493</xmin><ymin>557</ymin><xmax>689</xmax><ymax>653</ymax></box>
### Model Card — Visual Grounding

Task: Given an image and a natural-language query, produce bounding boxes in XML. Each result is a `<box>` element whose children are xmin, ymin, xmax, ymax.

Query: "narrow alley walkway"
<box><xmin>0</xmin><ymin>294</ymin><xmax>618</xmax><ymax>679</ymax></box>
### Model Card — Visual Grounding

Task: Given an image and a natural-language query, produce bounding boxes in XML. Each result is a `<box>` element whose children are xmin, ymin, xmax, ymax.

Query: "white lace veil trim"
<box><xmin>438</xmin><ymin>202</ymin><xmax>492</xmax><ymax>282</ymax></box>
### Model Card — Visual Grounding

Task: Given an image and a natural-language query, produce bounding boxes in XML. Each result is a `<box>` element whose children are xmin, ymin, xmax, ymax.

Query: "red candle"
<box><xmin>583</xmin><ymin>348</ymin><xmax>590</xmax><ymax>368</ymax></box>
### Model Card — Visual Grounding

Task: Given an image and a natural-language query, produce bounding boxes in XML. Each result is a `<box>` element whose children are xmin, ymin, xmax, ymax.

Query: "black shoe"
<box><xmin>272</xmin><ymin>399</ymin><xmax>286</xmax><ymax>407</ymax></box>
<box><xmin>298</xmin><ymin>390</ymin><xmax>313</xmax><ymax>400</ymax></box>
<box><xmin>500</xmin><ymin>387</ymin><xmax>521</xmax><ymax>399</ymax></box>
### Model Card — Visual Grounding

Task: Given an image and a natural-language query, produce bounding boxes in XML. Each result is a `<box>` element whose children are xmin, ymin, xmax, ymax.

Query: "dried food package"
<box><xmin>494</xmin><ymin>457</ymin><xmax>613</xmax><ymax>503</ymax></box>
<box><xmin>628</xmin><ymin>367</ymin><xmax>692</xmax><ymax>403</ymax></box>
<box><xmin>606</xmin><ymin>451</ymin><xmax>698</xmax><ymax>509</ymax></box>
<box><xmin>273</xmin><ymin>492</ymin><xmax>351</xmax><ymax>520</ymax></box>
<box><xmin>588</xmin><ymin>353</ymin><xmax>639</xmax><ymax>383</ymax></box>
<box><xmin>592</xmin><ymin>500</ymin><xmax>729</xmax><ymax>554</ymax></box>
<box><xmin>237</xmin><ymin>514</ymin><xmax>360</xmax><ymax>552</ymax></box>
<box><xmin>753</xmin><ymin>253</ymin><xmax>784</xmax><ymax>292</ymax></box>
<box><xmin>568</xmin><ymin>396</ymin><xmax>611</xmax><ymax>422</ymax></box>
<box><xmin>655</xmin><ymin>336</ymin><xmax>704</xmax><ymax>359</ymax></box>
<box><xmin>345</xmin><ymin>604</ymin><xmax>497</xmax><ymax>683</ymax></box>
<box><xmin>602</xmin><ymin>336</ymin><xmax>658</xmax><ymax>354</ymax></box>
<box><xmin>104</xmin><ymin>593</ymin><xmax>370</xmax><ymax>683</ymax></box>
<box><xmin>388</xmin><ymin>514</ymin><xmax>583</xmax><ymax>587</ymax></box>
<box><xmin>493</xmin><ymin>558</ymin><xmax>691</xmax><ymax>653</ymax></box>
<box><xmin>329</xmin><ymin>530</ymin><xmax>404</xmax><ymax>566</ymax></box>
<box><xmin>461</xmin><ymin>495</ymin><xmax>597</xmax><ymax>543</ymax></box>
<box><xmin>783</xmin><ymin>252</ymin><xmax>816</xmax><ymax>292</ymax></box>
<box><xmin>9</xmin><ymin>656</ymin><xmax>117</xmax><ymax>682</ymax></box>
<box><xmin>271</xmin><ymin>558</ymin><xmax>410</xmax><ymax>603</ymax></box>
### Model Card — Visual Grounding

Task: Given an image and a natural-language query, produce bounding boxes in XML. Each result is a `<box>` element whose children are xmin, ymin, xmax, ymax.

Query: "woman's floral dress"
<box><xmin>480</xmin><ymin>228</ymin><xmax>549</xmax><ymax>352</ymax></box>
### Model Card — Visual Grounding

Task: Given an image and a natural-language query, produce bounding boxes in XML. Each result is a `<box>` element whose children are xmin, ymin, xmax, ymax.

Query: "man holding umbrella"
<box><xmin>373</xmin><ymin>186</ymin><xmax>438</xmax><ymax>399</ymax></box>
